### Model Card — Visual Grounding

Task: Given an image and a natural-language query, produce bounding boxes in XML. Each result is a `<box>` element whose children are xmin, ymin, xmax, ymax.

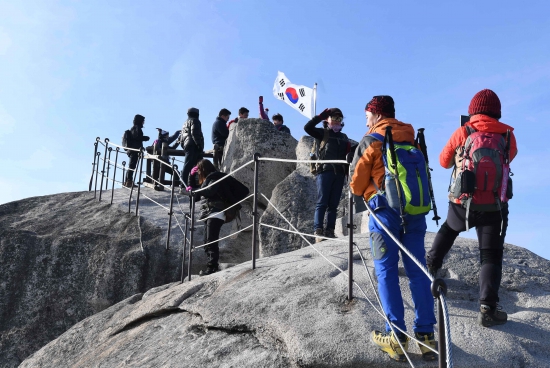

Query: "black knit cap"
<box><xmin>187</xmin><ymin>107</ymin><xmax>199</xmax><ymax>118</ymax></box>
<box><xmin>133</xmin><ymin>114</ymin><xmax>145</xmax><ymax>125</ymax></box>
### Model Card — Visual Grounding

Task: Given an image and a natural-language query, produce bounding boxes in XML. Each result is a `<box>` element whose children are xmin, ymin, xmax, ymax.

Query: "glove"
<box><xmin>190</xmin><ymin>166</ymin><xmax>199</xmax><ymax>175</ymax></box>
<box><xmin>259</xmin><ymin>96</ymin><xmax>263</xmax><ymax>104</ymax></box>
<box><xmin>143</xmin><ymin>136</ymin><xmax>150</xmax><ymax>141</ymax></box>
<box><xmin>318</xmin><ymin>108</ymin><xmax>331</xmax><ymax>121</ymax></box>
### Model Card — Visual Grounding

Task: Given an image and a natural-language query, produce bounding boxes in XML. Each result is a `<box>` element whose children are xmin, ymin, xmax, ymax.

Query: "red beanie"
<box><xmin>365</xmin><ymin>95</ymin><xmax>395</xmax><ymax>118</ymax></box>
<box><xmin>468</xmin><ymin>89</ymin><xmax>501</xmax><ymax>119</ymax></box>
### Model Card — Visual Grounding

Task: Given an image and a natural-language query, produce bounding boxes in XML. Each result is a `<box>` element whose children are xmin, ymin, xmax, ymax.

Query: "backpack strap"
<box><xmin>465</xmin><ymin>125</ymin><xmax>476</xmax><ymax>136</ymax></box>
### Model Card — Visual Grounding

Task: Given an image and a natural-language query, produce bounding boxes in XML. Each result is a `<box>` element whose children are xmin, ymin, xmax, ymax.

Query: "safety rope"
<box><xmin>197</xmin><ymin>194</ymin><xmax>254</xmax><ymax>222</ymax></box>
<box><xmin>192</xmin><ymin>224</ymin><xmax>253</xmax><ymax>249</ymax></box>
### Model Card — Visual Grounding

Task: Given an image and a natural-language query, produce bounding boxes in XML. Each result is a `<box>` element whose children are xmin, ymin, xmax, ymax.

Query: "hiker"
<box><xmin>426</xmin><ymin>89</ymin><xmax>517</xmax><ymax>327</ymax></box>
<box><xmin>212</xmin><ymin>108</ymin><xmax>231</xmax><ymax>170</ymax></box>
<box><xmin>305</xmin><ymin>107</ymin><xmax>351</xmax><ymax>242</ymax></box>
<box><xmin>123</xmin><ymin>114</ymin><xmax>150</xmax><ymax>187</ymax></box>
<box><xmin>227</xmin><ymin>107</ymin><xmax>249</xmax><ymax>129</ymax></box>
<box><xmin>149</xmin><ymin>129</ymin><xmax>180</xmax><ymax>190</ymax></box>
<box><xmin>259</xmin><ymin>96</ymin><xmax>290</xmax><ymax>134</ymax></box>
<box><xmin>350</xmin><ymin>96</ymin><xmax>436</xmax><ymax>362</ymax></box>
<box><xmin>178</xmin><ymin>107</ymin><xmax>204</xmax><ymax>189</ymax></box>
<box><xmin>187</xmin><ymin>159</ymin><xmax>233</xmax><ymax>276</ymax></box>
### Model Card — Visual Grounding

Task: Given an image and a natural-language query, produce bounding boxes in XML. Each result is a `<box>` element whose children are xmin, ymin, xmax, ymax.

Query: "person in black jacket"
<box><xmin>188</xmin><ymin>159</ymin><xmax>233</xmax><ymax>275</ymax></box>
<box><xmin>272</xmin><ymin>113</ymin><xmax>291</xmax><ymax>134</ymax></box>
<box><xmin>304</xmin><ymin>108</ymin><xmax>351</xmax><ymax>242</ymax></box>
<box><xmin>211</xmin><ymin>108</ymin><xmax>231</xmax><ymax>170</ymax></box>
<box><xmin>124</xmin><ymin>114</ymin><xmax>150</xmax><ymax>187</ymax></box>
<box><xmin>179</xmin><ymin>107</ymin><xmax>204</xmax><ymax>188</ymax></box>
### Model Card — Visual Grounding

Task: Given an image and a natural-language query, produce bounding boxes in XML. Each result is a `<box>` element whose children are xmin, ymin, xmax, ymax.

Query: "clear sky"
<box><xmin>1</xmin><ymin>1</ymin><xmax>549</xmax><ymax>259</ymax></box>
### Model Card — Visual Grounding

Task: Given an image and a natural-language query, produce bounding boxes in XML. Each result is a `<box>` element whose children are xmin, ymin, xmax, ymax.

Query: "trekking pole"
<box><xmin>384</xmin><ymin>126</ymin><xmax>407</xmax><ymax>231</ymax></box>
<box><xmin>89</xmin><ymin>138</ymin><xmax>100</xmax><ymax>191</ymax></box>
<box><xmin>416</xmin><ymin>128</ymin><xmax>441</xmax><ymax>225</ymax></box>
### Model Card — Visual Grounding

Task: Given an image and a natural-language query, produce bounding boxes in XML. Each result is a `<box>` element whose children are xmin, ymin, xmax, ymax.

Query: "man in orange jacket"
<box><xmin>426</xmin><ymin>89</ymin><xmax>518</xmax><ymax>327</ymax></box>
<box><xmin>350</xmin><ymin>96</ymin><xmax>436</xmax><ymax>362</ymax></box>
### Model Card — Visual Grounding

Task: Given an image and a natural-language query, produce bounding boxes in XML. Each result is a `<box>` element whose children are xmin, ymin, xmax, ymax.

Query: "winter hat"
<box><xmin>365</xmin><ymin>96</ymin><xmax>395</xmax><ymax>118</ymax></box>
<box><xmin>468</xmin><ymin>89</ymin><xmax>501</xmax><ymax>119</ymax></box>
<box><xmin>329</xmin><ymin>108</ymin><xmax>343</xmax><ymax>117</ymax></box>
<box><xmin>133</xmin><ymin>114</ymin><xmax>145</xmax><ymax>125</ymax></box>
<box><xmin>187</xmin><ymin>107</ymin><xmax>199</xmax><ymax>116</ymax></box>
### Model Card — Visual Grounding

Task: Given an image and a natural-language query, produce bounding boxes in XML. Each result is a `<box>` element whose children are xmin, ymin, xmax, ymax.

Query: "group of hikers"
<box><xmin>122</xmin><ymin>89</ymin><xmax>517</xmax><ymax>363</ymax></box>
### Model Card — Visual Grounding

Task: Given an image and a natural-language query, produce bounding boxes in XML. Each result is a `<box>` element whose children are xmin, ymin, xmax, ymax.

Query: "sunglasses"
<box><xmin>330</xmin><ymin>116</ymin><xmax>343</xmax><ymax>122</ymax></box>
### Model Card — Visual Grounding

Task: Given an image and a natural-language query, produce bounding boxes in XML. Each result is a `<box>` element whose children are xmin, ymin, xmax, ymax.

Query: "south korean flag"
<box><xmin>272</xmin><ymin>71</ymin><xmax>314</xmax><ymax>119</ymax></box>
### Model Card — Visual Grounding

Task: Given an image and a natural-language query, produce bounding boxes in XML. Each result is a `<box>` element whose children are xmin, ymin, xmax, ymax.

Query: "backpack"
<box><xmin>370</xmin><ymin>131</ymin><xmax>431</xmax><ymax>216</ymax></box>
<box><xmin>122</xmin><ymin>129</ymin><xmax>135</xmax><ymax>152</ymax></box>
<box><xmin>309</xmin><ymin>129</ymin><xmax>330</xmax><ymax>175</ymax></box>
<box><xmin>451</xmin><ymin>126</ymin><xmax>511</xmax><ymax>212</ymax></box>
<box><xmin>222</xmin><ymin>176</ymin><xmax>250</xmax><ymax>224</ymax></box>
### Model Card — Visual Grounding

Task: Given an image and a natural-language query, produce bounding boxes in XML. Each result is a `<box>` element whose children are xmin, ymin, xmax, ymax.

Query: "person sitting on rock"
<box><xmin>259</xmin><ymin>96</ymin><xmax>291</xmax><ymax>134</ymax></box>
<box><xmin>187</xmin><ymin>159</ymin><xmax>233</xmax><ymax>276</ymax></box>
<box><xmin>212</xmin><ymin>108</ymin><xmax>231</xmax><ymax>170</ymax></box>
<box><xmin>227</xmin><ymin>107</ymin><xmax>249</xmax><ymax>129</ymax></box>
<box><xmin>349</xmin><ymin>95</ymin><xmax>436</xmax><ymax>362</ymax></box>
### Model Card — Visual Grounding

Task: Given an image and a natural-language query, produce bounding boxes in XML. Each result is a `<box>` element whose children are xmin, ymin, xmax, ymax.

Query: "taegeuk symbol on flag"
<box><xmin>272</xmin><ymin>71</ymin><xmax>314</xmax><ymax>119</ymax></box>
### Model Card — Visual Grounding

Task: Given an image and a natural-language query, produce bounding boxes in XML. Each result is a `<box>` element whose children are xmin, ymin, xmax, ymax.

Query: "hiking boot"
<box><xmin>478</xmin><ymin>304</ymin><xmax>508</xmax><ymax>327</ymax></box>
<box><xmin>415</xmin><ymin>332</ymin><xmax>437</xmax><ymax>361</ymax></box>
<box><xmin>371</xmin><ymin>330</ymin><xmax>409</xmax><ymax>362</ymax></box>
<box><xmin>199</xmin><ymin>267</ymin><xmax>219</xmax><ymax>276</ymax></box>
<box><xmin>314</xmin><ymin>228</ymin><xmax>325</xmax><ymax>243</ymax></box>
<box><xmin>123</xmin><ymin>180</ymin><xmax>134</xmax><ymax>188</ymax></box>
<box><xmin>324</xmin><ymin>229</ymin><xmax>336</xmax><ymax>239</ymax></box>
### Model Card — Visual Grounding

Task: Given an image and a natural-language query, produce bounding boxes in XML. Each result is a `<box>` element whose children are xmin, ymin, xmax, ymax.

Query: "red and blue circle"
<box><xmin>285</xmin><ymin>87</ymin><xmax>299</xmax><ymax>104</ymax></box>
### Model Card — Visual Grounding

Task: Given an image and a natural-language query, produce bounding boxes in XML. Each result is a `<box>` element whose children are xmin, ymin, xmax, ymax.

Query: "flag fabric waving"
<box><xmin>272</xmin><ymin>71</ymin><xmax>315</xmax><ymax>119</ymax></box>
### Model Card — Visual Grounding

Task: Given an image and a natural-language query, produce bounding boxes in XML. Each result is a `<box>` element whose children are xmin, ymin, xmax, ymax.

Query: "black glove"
<box><xmin>318</xmin><ymin>108</ymin><xmax>331</xmax><ymax>121</ymax></box>
<box><xmin>259</xmin><ymin>96</ymin><xmax>263</xmax><ymax>104</ymax></box>
<box><xmin>143</xmin><ymin>136</ymin><xmax>150</xmax><ymax>141</ymax></box>
<box><xmin>346</xmin><ymin>151</ymin><xmax>354</xmax><ymax>164</ymax></box>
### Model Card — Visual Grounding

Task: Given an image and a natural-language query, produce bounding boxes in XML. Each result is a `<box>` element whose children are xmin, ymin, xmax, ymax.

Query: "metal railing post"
<box><xmin>110</xmin><ymin>148</ymin><xmax>120</xmax><ymax>205</ymax></box>
<box><xmin>105</xmin><ymin>147</ymin><xmax>112</xmax><ymax>190</ymax></box>
<box><xmin>431</xmin><ymin>279</ymin><xmax>448</xmax><ymax>368</ymax></box>
<box><xmin>135</xmin><ymin>149</ymin><xmax>145</xmax><ymax>216</ymax></box>
<box><xmin>94</xmin><ymin>152</ymin><xmax>101</xmax><ymax>198</ymax></box>
<box><xmin>89</xmin><ymin>138</ymin><xmax>100</xmax><ymax>191</ymax></box>
<box><xmin>188</xmin><ymin>194</ymin><xmax>196</xmax><ymax>281</ymax></box>
<box><xmin>251</xmin><ymin>152</ymin><xmax>261</xmax><ymax>270</ymax></box>
<box><xmin>181</xmin><ymin>214</ymin><xmax>189</xmax><ymax>283</ymax></box>
<box><xmin>98</xmin><ymin>138</ymin><xmax>109</xmax><ymax>201</ymax></box>
<box><xmin>166</xmin><ymin>158</ymin><xmax>176</xmax><ymax>250</ymax></box>
<box><xmin>348</xmin><ymin>185</ymin><xmax>354</xmax><ymax>300</ymax></box>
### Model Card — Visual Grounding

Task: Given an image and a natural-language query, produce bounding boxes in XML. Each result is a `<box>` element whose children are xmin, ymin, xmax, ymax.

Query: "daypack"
<box><xmin>370</xmin><ymin>132</ymin><xmax>431</xmax><ymax>216</ymax></box>
<box><xmin>122</xmin><ymin>129</ymin><xmax>135</xmax><ymax>152</ymax></box>
<box><xmin>451</xmin><ymin>126</ymin><xmax>511</xmax><ymax>212</ymax></box>
<box><xmin>309</xmin><ymin>129</ymin><xmax>330</xmax><ymax>175</ymax></box>
<box><xmin>222</xmin><ymin>176</ymin><xmax>250</xmax><ymax>224</ymax></box>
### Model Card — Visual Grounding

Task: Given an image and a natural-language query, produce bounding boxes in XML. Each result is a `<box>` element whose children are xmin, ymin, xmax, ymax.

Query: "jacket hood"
<box><xmin>369</xmin><ymin>118</ymin><xmax>415</xmax><ymax>144</ymax></box>
<box><xmin>467</xmin><ymin>114</ymin><xmax>514</xmax><ymax>134</ymax></box>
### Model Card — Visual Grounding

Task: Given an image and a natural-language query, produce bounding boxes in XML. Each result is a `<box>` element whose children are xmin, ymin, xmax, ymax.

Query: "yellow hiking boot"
<box><xmin>371</xmin><ymin>330</ymin><xmax>409</xmax><ymax>362</ymax></box>
<box><xmin>415</xmin><ymin>332</ymin><xmax>437</xmax><ymax>361</ymax></box>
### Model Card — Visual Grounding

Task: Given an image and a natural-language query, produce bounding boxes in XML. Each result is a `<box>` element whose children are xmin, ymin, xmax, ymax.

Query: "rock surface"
<box><xmin>21</xmin><ymin>233</ymin><xmax>550</xmax><ymax>367</ymax></box>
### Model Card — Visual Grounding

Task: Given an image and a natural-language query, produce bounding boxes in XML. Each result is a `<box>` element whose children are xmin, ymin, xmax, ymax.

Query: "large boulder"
<box><xmin>222</xmin><ymin>118</ymin><xmax>298</xmax><ymax>204</ymax></box>
<box><xmin>0</xmin><ymin>192</ymin><xmax>178</xmax><ymax>367</ymax></box>
<box><xmin>20</xmin><ymin>234</ymin><xmax>550</xmax><ymax>367</ymax></box>
<box><xmin>259</xmin><ymin>136</ymin><xmax>352</xmax><ymax>256</ymax></box>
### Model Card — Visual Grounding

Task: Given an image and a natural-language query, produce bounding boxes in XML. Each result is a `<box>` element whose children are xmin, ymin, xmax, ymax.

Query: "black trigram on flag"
<box><xmin>278</xmin><ymin>92</ymin><xmax>285</xmax><ymax>100</ymax></box>
<box><xmin>299</xmin><ymin>88</ymin><xmax>306</xmax><ymax>97</ymax></box>
<box><xmin>279</xmin><ymin>79</ymin><xmax>286</xmax><ymax>87</ymax></box>
<box><xmin>298</xmin><ymin>103</ymin><xmax>305</xmax><ymax>112</ymax></box>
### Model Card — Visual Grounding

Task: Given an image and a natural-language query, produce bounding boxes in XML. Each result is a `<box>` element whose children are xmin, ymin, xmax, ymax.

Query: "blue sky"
<box><xmin>1</xmin><ymin>0</ymin><xmax>549</xmax><ymax>259</ymax></box>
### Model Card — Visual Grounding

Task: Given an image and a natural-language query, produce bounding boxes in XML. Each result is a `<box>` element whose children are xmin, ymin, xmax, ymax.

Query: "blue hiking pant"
<box><xmin>314</xmin><ymin>170</ymin><xmax>345</xmax><ymax>231</ymax></box>
<box><xmin>368</xmin><ymin>195</ymin><xmax>436</xmax><ymax>334</ymax></box>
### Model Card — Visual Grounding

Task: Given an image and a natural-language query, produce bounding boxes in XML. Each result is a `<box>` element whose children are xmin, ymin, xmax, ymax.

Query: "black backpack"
<box><xmin>222</xmin><ymin>176</ymin><xmax>250</xmax><ymax>223</ymax></box>
<box><xmin>122</xmin><ymin>129</ymin><xmax>133</xmax><ymax>152</ymax></box>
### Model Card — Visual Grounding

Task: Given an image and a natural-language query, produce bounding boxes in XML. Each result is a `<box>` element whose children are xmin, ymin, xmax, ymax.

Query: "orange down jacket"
<box><xmin>350</xmin><ymin>118</ymin><xmax>416</xmax><ymax>202</ymax></box>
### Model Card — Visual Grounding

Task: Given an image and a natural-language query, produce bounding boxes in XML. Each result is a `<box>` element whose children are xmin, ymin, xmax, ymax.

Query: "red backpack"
<box><xmin>454</xmin><ymin>126</ymin><xmax>512</xmax><ymax>216</ymax></box>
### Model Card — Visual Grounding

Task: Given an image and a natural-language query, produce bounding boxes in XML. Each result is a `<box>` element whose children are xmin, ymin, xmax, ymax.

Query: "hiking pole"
<box><xmin>385</xmin><ymin>126</ymin><xmax>407</xmax><ymax>231</ymax></box>
<box><xmin>416</xmin><ymin>128</ymin><xmax>441</xmax><ymax>225</ymax></box>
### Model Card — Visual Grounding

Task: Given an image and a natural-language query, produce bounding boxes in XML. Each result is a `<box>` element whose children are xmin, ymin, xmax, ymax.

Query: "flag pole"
<box><xmin>313</xmin><ymin>83</ymin><xmax>317</xmax><ymax>116</ymax></box>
